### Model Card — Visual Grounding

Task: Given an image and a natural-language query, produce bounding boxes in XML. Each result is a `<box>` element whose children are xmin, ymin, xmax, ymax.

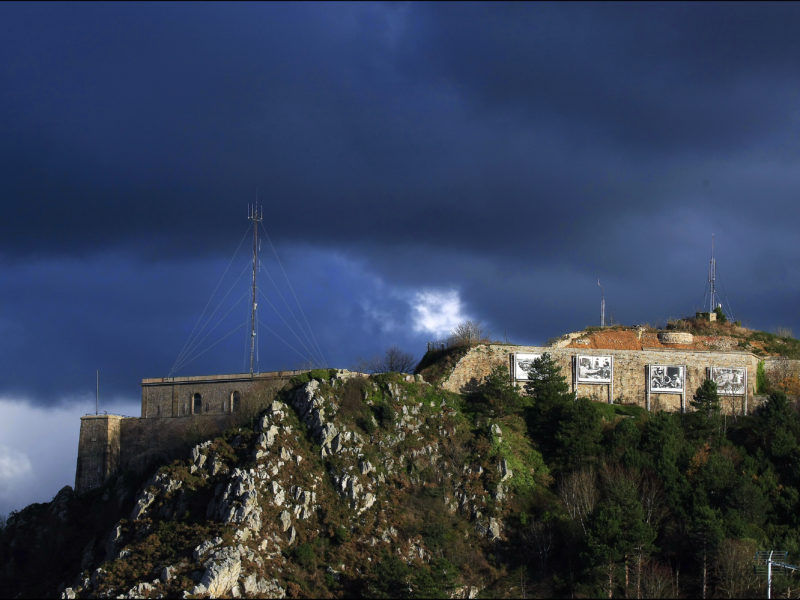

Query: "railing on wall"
<box><xmin>426</xmin><ymin>340</ymin><xmax>448</xmax><ymax>352</ymax></box>
<box><xmin>426</xmin><ymin>336</ymin><xmax>489</xmax><ymax>352</ymax></box>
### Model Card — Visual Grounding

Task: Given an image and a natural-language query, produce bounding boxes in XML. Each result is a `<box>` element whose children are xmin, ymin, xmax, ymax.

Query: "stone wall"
<box><xmin>141</xmin><ymin>371</ymin><xmax>304</xmax><ymax>418</ymax></box>
<box><xmin>119</xmin><ymin>413</ymin><xmax>251</xmax><ymax>478</ymax></box>
<box><xmin>76</xmin><ymin>371</ymin><xmax>302</xmax><ymax>494</ymax></box>
<box><xmin>75</xmin><ymin>415</ymin><xmax>124</xmax><ymax>494</ymax></box>
<box><xmin>442</xmin><ymin>344</ymin><xmax>760</xmax><ymax>414</ymax></box>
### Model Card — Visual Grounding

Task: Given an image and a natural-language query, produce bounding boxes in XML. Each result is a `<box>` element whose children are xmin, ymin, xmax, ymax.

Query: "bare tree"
<box><xmin>636</xmin><ymin>471</ymin><xmax>666</xmax><ymax>599</ymax></box>
<box><xmin>768</xmin><ymin>358</ymin><xmax>800</xmax><ymax>396</ymax></box>
<box><xmin>557</xmin><ymin>467</ymin><xmax>597</xmax><ymax>536</ymax></box>
<box><xmin>527</xmin><ymin>519</ymin><xmax>554</xmax><ymax>574</ymax></box>
<box><xmin>638</xmin><ymin>471</ymin><xmax>666</xmax><ymax>529</ymax></box>
<box><xmin>449</xmin><ymin>320</ymin><xmax>489</xmax><ymax>347</ymax></box>
<box><xmin>714</xmin><ymin>538</ymin><xmax>759</xmax><ymax>599</ymax></box>
<box><xmin>641</xmin><ymin>561</ymin><xmax>675</xmax><ymax>599</ymax></box>
<box><xmin>355</xmin><ymin>346</ymin><xmax>417</xmax><ymax>374</ymax></box>
<box><xmin>383</xmin><ymin>346</ymin><xmax>417</xmax><ymax>372</ymax></box>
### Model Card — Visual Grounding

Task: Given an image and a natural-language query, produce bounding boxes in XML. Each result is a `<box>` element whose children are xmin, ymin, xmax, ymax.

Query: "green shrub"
<box><xmin>333</xmin><ymin>525</ymin><xmax>349</xmax><ymax>545</ymax></box>
<box><xmin>292</xmin><ymin>542</ymin><xmax>316</xmax><ymax>569</ymax></box>
<box><xmin>592</xmin><ymin>401</ymin><xmax>647</xmax><ymax>422</ymax></box>
<box><xmin>337</xmin><ymin>378</ymin><xmax>377</xmax><ymax>434</ymax></box>
<box><xmin>714</xmin><ymin>306</ymin><xmax>728</xmax><ymax>323</ymax></box>
<box><xmin>288</xmin><ymin>368</ymin><xmax>338</xmax><ymax>388</ymax></box>
<box><xmin>466</xmin><ymin>366</ymin><xmax>528</xmax><ymax>419</ymax></box>
<box><xmin>491</xmin><ymin>415</ymin><xmax>551</xmax><ymax>496</ymax></box>
<box><xmin>310</xmin><ymin>368</ymin><xmax>337</xmax><ymax>380</ymax></box>
<box><xmin>757</xmin><ymin>360</ymin><xmax>768</xmax><ymax>394</ymax></box>
<box><xmin>372</xmin><ymin>402</ymin><xmax>395</xmax><ymax>428</ymax></box>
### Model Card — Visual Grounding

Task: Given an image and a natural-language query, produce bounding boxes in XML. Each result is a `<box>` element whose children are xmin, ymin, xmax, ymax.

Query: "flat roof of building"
<box><xmin>141</xmin><ymin>370</ymin><xmax>307</xmax><ymax>386</ymax></box>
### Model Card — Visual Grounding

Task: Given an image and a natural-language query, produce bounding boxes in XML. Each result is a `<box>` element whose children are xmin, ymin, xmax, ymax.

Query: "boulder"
<box><xmin>499</xmin><ymin>459</ymin><xmax>512</xmax><ymax>482</ymax></box>
<box><xmin>193</xmin><ymin>536</ymin><xmax>223</xmax><ymax>561</ymax></box>
<box><xmin>197</xmin><ymin>546</ymin><xmax>241</xmax><ymax>597</ymax></box>
<box><xmin>488</xmin><ymin>518</ymin><xmax>501</xmax><ymax>541</ymax></box>
<box><xmin>278</xmin><ymin>510</ymin><xmax>292</xmax><ymax>532</ymax></box>
<box><xmin>160</xmin><ymin>565</ymin><xmax>173</xmax><ymax>583</ymax></box>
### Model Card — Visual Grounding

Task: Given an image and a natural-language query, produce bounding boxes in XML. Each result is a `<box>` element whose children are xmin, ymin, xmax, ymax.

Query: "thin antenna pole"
<box><xmin>709</xmin><ymin>234</ymin><xmax>716</xmax><ymax>313</ymax></box>
<box><xmin>95</xmin><ymin>369</ymin><xmax>99</xmax><ymax>415</ymax></box>
<box><xmin>598</xmin><ymin>279</ymin><xmax>605</xmax><ymax>327</ymax></box>
<box><xmin>248</xmin><ymin>204</ymin><xmax>263</xmax><ymax>376</ymax></box>
<box><xmin>767</xmin><ymin>550</ymin><xmax>773</xmax><ymax>600</ymax></box>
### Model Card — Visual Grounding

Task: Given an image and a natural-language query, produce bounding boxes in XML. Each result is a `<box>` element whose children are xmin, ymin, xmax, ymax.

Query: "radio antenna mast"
<box><xmin>248</xmin><ymin>204</ymin><xmax>263</xmax><ymax>376</ymax></box>
<box><xmin>598</xmin><ymin>278</ymin><xmax>605</xmax><ymax>327</ymax></box>
<box><xmin>709</xmin><ymin>234</ymin><xmax>716</xmax><ymax>313</ymax></box>
<box><xmin>755</xmin><ymin>550</ymin><xmax>800</xmax><ymax>599</ymax></box>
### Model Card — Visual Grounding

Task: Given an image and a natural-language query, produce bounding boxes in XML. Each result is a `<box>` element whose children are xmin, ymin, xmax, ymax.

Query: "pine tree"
<box><xmin>524</xmin><ymin>353</ymin><xmax>571</xmax><ymax>408</ymax></box>
<box><xmin>690</xmin><ymin>379</ymin><xmax>720</xmax><ymax>418</ymax></box>
<box><xmin>524</xmin><ymin>353</ymin><xmax>579</xmax><ymax>468</ymax></box>
<box><xmin>469</xmin><ymin>365</ymin><xmax>524</xmax><ymax>417</ymax></box>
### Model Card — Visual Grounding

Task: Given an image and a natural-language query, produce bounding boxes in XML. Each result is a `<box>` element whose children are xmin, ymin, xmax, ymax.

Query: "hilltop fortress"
<box><xmin>75</xmin><ymin>322</ymin><xmax>800</xmax><ymax>495</ymax></box>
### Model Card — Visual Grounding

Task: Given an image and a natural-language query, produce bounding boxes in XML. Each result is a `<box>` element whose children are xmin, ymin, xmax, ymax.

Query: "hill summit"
<box><xmin>2</xmin><ymin>323</ymin><xmax>800</xmax><ymax>598</ymax></box>
<box><xmin>547</xmin><ymin>317</ymin><xmax>800</xmax><ymax>358</ymax></box>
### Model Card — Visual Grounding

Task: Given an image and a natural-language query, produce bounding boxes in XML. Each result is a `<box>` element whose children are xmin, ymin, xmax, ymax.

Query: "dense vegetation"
<box><xmin>477</xmin><ymin>354</ymin><xmax>800</xmax><ymax>598</ymax></box>
<box><xmin>2</xmin><ymin>356</ymin><xmax>800</xmax><ymax>598</ymax></box>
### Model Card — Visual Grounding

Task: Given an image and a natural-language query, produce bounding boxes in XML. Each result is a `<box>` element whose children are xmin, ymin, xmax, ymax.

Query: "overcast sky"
<box><xmin>2</xmin><ymin>2</ymin><xmax>800</xmax><ymax>514</ymax></box>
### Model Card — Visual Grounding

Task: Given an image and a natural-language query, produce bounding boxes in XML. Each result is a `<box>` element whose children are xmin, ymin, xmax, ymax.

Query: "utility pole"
<box><xmin>96</xmin><ymin>369</ymin><xmax>99</xmax><ymax>415</ymax></box>
<box><xmin>248</xmin><ymin>204</ymin><xmax>263</xmax><ymax>376</ymax></box>
<box><xmin>709</xmin><ymin>234</ymin><xmax>716</xmax><ymax>313</ymax></box>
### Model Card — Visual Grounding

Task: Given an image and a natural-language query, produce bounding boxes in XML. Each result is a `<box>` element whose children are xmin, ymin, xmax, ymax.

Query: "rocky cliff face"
<box><xmin>2</xmin><ymin>370</ymin><xmax>547</xmax><ymax>598</ymax></box>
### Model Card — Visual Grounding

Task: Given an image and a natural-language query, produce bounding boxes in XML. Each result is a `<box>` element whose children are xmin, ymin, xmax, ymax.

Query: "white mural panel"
<box><xmin>709</xmin><ymin>367</ymin><xmax>746</xmax><ymax>396</ymax></box>
<box><xmin>512</xmin><ymin>353</ymin><xmax>542</xmax><ymax>381</ymax></box>
<box><xmin>649</xmin><ymin>365</ymin><xmax>685</xmax><ymax>393</ymax></box>
<box><xmin>576</xmin><ymin>355</ymin><xmax>612</xmax><ymax>384</ymax></box>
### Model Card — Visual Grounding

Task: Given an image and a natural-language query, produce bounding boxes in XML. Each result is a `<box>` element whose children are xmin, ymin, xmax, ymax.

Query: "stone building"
<box><xmin>75</xmin><ymin>328</ymin><xmax>800</xmax><ymax>494</ymax></box>
<box><xmin>75</xmin><ymin>370</ymin><xmax>303</xmax><ymax>494</ymax></box>
<box><xmin>441</xmin><ymin>343</ymin><xmax>761</xmax><ymax>414</ymax></box>
<box><xmin>440</xmin><ymin>326</ymin><xmax>800</xmax><ymax>414</ymax></box>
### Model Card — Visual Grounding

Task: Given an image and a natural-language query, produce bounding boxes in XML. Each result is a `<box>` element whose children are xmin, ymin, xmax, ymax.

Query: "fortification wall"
<box><xmin>141</xmin><ymin>371</ymin><xmax>303</xmax><ymax>418</ymax></box>
<box><xmin>118</xmin><ymin>412</ymin><xmax>253</xmax><ymax>477</ymax></box>
<box><xmin>443</xmin><ymin>344</ymin><xmax>760</xmax><ymax>414</ymax></box>
<box><xmin>75</xmin><ymin>415</ymin><xmax>124</xmax><ymax>494</ymax></box>
<box><xmin>76</xmin><ymin>371</ymin><xmax>300</xmax><ymax>494</ymax></box>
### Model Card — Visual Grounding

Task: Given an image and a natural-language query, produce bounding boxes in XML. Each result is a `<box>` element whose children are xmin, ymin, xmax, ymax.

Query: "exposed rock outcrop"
<box><xmin>16</xmin><ymin>370</ymin><xmax>527</xmax><ymax>599</ymax></box>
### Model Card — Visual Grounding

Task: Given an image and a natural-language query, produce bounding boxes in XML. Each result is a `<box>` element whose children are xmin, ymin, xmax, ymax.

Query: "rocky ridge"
<box><xmin>52</xmin><ymin>369</ymin><xmax>541</xmax><ymax>598</ymax></box>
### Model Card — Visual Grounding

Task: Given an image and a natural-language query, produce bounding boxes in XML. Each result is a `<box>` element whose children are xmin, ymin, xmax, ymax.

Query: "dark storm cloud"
<box><xmin>407</xmin><ymin>3</ymin><xmax>800</xmax><ymax>153</ymax></box>
<box><xmin>1</xmin><ymin>2</ymin><xmax>800</xmax><ymax>405</ymax></box>
<box><xmin>4</xmin><ymin>2</ymin><xmax>798</xmax><ymax>259</ymax></box>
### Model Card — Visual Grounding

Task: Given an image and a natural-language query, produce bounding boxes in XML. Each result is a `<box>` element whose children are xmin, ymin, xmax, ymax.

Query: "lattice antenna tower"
<box><xmin>248</xmin><ymin>204</ymin><xmax>263</xmax><ymax>376</ymax></box>
<box><xmin>709</xmin><ymin>233</ymin><xmax>717</xmax><ymax>313</ymax></box>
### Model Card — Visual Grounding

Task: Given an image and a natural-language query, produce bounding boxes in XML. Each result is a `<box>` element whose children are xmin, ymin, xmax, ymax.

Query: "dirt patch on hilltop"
<box><xmin>563</xmin><ymin>328</ymin><xmax>743</xmax><ymax>353</ymax></box>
